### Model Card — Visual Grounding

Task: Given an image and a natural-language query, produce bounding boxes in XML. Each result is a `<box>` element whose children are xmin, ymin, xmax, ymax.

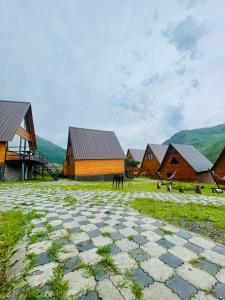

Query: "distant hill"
<box><xmin>164</xmin><ymin>123</ymin><xmax>225</xmax><ymax>163</ymax></box>
<box><xmin>36</xmin><ymin>136</ymin><xmax>66</xmax><ymax>165</ymax></box>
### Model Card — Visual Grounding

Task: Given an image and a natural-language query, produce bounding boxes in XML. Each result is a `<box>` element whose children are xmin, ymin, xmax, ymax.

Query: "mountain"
<box><xmin>164</xmin><ymin>123</ymin><xmax>225</xmax><ymax>163</ymax></box>
<box><xmin>36</xmin><ymin>136</ymin><xmax>66</xmax><ymax>165</ymax></box>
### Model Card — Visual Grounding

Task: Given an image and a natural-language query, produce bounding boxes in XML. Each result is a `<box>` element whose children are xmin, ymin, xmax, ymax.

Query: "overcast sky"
<box><xmin>0</xmin><ymin>0</ymin><xmax>225</xmax><ymax>150</ymax></box>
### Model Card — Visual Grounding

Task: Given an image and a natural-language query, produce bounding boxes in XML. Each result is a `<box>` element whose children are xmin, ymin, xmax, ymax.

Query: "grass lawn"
<box><xmin>131</xmin><ymin>198</ymin><xmax>225</xmax><ymax>245</ymax></box>
<box><xmin>0</xmin><ymin>210</ymin><xmax>37</xmax><ymax>290</ymax></box>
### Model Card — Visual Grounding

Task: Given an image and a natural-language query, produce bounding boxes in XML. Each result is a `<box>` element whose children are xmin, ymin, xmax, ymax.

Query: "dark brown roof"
<box><xmin>147</xmin><ymin>144</ymin><xmax>169</xmax><ymax>163</ymax></box>
<box><xmin>68</xmin><ymin>127</ymin><xmax>125</xmax><ymax>160</ymax></box>
<box><xmin>127</xmin><ymin>149</ymin><xmax>145</xmax><ymax>167</ymax></box>
<box><xmin>0</xmin><ymin>100</ymin><xmax>32</xmax><ymax>141</ymax></box>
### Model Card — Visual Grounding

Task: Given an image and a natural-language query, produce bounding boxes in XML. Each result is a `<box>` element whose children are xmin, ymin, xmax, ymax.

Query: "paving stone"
<box><xmin>160</xmin><ymin>253</ymin><xmax>183</xmax><ymax>268</ymax></box>
<box><xmin>166</xmin><ymin>275</ymin><xmax>197</xmax><ymax>300</ymax></box>
<box><xmin>64</xmin><ymin>257</ymin><xmax>80</xmax><ymax>274</ymax></box>
<box><xmin>191</xmin><ymin>291</ymin><xmax>218</xmax><ymax>300</ymax></box>
<box><xmin>119</xmin><ymin>228</ymin><xmax>137</xmax><ymax>237</ymax></box>
<box><xmin>110</xmin><ymin>231</ymin><xmax>124</xmax><ymax>241</ymax></box>
<box><xmin>153</xmin><ymin>228</ymin><xmax>165</xmax><ymax>237</ymax></box>
<box><xmin>129</xmin><ymin>248</ymin><xmax>151</xmax><ymax>262</ymax></box>
<box><xmin>109</xmin><ymin>244</ymin><xmax>120</xmax><ymax>256</ymax></box>
<box><xmin>133</xmin><ymin>235</ymin><xmax>148</xmax><ymax>245</ymax></box>
<box><xmin>28</xmin><ymin>240</ymin><xmax>51</xmax><ymax>255</ymax></box>
<box><xmin>9</xmin><ymin>244</ymin><xmax>27</xmax><ymax>266</ymax></box>
<box><xmin>26</xmin><ymin>262</ymin><xmax>57</xmax><ymax>287</ymax></box>
<box><xmin>58</xmin><ymin>244</ymin><xmax>79</xmax><ymax>261</ymax></box>
<box><xmin>95</xmin><ymin>222</ymin><xmax>106</xmax><ymax>228</ymax></box>
<box><xmin>65</xmin><ymin>269</ymin><xmax>96</xmax><ymax>296</ymax></box>
<box><xmin>213</xmin><ymin>245</ymin><xmax>225</xmax><ymax>256</ymax></box>
<box><xmin>92</xmin><ymin>236</ymin><xmax>112</xmax><ymax>247</ymax></box>
<box><xmin>143</xmin><ymin>282</ymin><xmax>180</xmax><ymax>300</ymax></box>
<box><xmin>87</xmin><ymin>229</ymin><xmax>101</xmax><ymax>238</ymax></box>
<box><xmin>184</xmin><ymin>242</ymin><xmax>204</xmax><ymax>254</ymax></box>
<box><xmin>141</xmin><ymin>258</ymin><xmax>174</xmax><ymax>282</ymax></box>
<box><xmin>6</xmin><ymin>259</ymin><xmax>25</xmax><ymax>281</ymax></box>
<box><xmin>157</xmin><ymin>238</ymin><xmax>174</xmax><ymax>249</ymax></box>
<box><xmin>78</xmin><ymin>220</ymin><xmax>89</xmax><ymax>225</ymax></box>
<box><xmin>34</xmin><ymin>252</ymin><xmax>52</xmax><ymax>266</ymax></box>
<box><xmin>113</xmin><ymin>252</ymin><xmax>137</xmax><ymax>273</ymax></box>
<box><xmin>216</xmin><ymin>268</ymin><xmax>225</xmax><ymax>284</ymax></box>
<box><xmin>213</xmin><ymin>283</ymin><xmax>225</xmax><ymax>300</ymax></box>
<box><xmin>133</xmin><ymin>268</ymin><xmax>153</xmax><ymax>288</ymax></box>
<box><xmin>55</xmin><ymin>238</ymin><xmax>69</xmax><ymax>247</ymax></box>
<box><xmin>142</xmin><ymin>231</ymin><xmax>161</xmax><ymax>242</ymax></box>
<box><xmin>96</xmin><ymin>279</ymin><xmax>123</xmax><ymax>300</ymax></box>
<box><xmin>79</xmin><ymin>248</ymin><xmax>101</xmax><ymax>265</ymax></box>
<box><xmin>169</xmin><ymin>246</ymin><xmax>198</xmax><ymax>262</ymax></box>
<box><xmin>165</xmin><ymin>235</ymin><xmax>186</xmax><ymax>246</ymax></box>
<box><xmin>114</xmin><ymin>224</ymin><xmax>126</xmax><ymax>230</ymax></box>
<box><xmin>71</xmin><ymin>232</ymin><xmax>90</xmax><ymax>244</ymax></box>
<box><xmin>141</xmin><ymin>241</ymin><xmax>167</xmax><ymax>257</ymax></box>
<box><xmin>189</xmin><ymin>237</ymin><xmax>215</xmax><ymax>250</ymax></box>
<box><xmin>177</xmin><ymin>231</ymin><xmax>194</xmax><ymax>240</ymax></box>
<box><xmin>115</xmin><ymin>239</ymin><xmax>138</xmax><ymax>252</ymax></box>
<box><xmin>177</xmin><ymin>263</ymin><xmax>217</xmax><ymax>290</ymax></box>
<box><xmin>162</xmin><ymin>225</ymin><xmax>179</xmax><ymax>233</ymax></box>
<box><xmin>77</xmin><ymin>240</ymin><xmax>94</xmax><ymax>252</ymax></box>
<box><xmin>79</xmin><ymin>291</ymin><xmax>99</xmax><ymax>300</ymax></box>
<box><xmin>202</xmin><ymin>250</ymin><xmax>225</xmax><ymax>267</ymax></box>
<box><xmin>197</xmin><ymin>259</ymin><xmax>220</xmax><ymax>276</ymax></box>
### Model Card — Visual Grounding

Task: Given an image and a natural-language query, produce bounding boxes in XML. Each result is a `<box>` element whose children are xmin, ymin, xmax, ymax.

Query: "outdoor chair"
<box><xmin>155</xmin><ymin>170</ymin><xmax>177</xmax><ymax>186</ymax></box>
<box><xmin>209</xmin><ymin>169</ymin><xmax>225</xmax><ymax>192</ymax></box>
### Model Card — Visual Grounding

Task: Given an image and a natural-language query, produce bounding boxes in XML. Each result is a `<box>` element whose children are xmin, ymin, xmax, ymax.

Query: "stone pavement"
<box><xmin>1</xmin><ymin>182</ymin><xmax>225</xmax><ymax>299</ymax></box>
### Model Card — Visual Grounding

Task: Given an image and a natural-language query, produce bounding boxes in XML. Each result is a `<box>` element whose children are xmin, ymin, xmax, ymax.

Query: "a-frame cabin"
<box><xmin>64</xmin><ymin>127</ymin><xmax>125</xmax><ymax>180</ymax></box>
<box><xmin>0</xmin><ymin>100</ymin><xmax>36</xmax><ymax>180</ymax></box>
<box><xmin>212</xmin><ymin>146</ymin><xmax>225</xmax><ymax>177</ymax></box>
<box><xmin>140</xmin><ymin>144</ymin><xmax>168</xmax><ymax>178</ymax></box>
<box><xmin>126</xmin><ymin>149</ymin><xmax>145</xmax><ymax>174</ymax></box>
<box><xmin>159</xmin><ymin>144</ymin><xmax>213</xmax><ymax>183</ymax></box>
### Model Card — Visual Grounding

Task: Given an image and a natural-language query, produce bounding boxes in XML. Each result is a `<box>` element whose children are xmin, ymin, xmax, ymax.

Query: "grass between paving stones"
<box><xmin>49</xmin><ymin>264</ymin><xmax>69</xmax><ymax>300</ymax></box>
<box><xmin>118</xmin><ymin>271</ymin><xmax>142</xmax><ymax>300</ymax></box>
<box><xmin>0</xmin><ymin>210</ymin><xmax>44</xmax><ymax>297</ymax></box>
<box><xmin>131</xmin><ymin>198</ymin><xmax>225</xmax><ymax>245</ymax></box>
<box><xmin>29</xmin><ymin>230</ymin><xmax>48</xmax><ymax>244</ymax></box>
<box><xmin>47</xmin><ymin>241</ymin><xmax>62</xmax><ymax>260</ymax></box>
<box><xmin>63</xmin><ymin>196</ymin><xmax>76</xmax><ymax>206</ymax></box>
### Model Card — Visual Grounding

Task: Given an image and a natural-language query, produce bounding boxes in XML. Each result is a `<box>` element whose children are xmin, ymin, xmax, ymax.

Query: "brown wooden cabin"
<box><xmin>0</xmin><ymin>100</ymin><xmax>37</xmax><ymax>180</ymax></box>
<box><xmin>64</xmin><ymin>127</ymin><xmax>125</xmax><ymax>180</ymax></box>
<box><xmin>140</xmin><ymin>144</ymin><xmax>168</xmax><ymax>178</ymax></box>
<box><xmin>212</xmin><ymin>146</ymin><xmax>225</xmax><ymax>177</ymax></box>
<box><xmin>126</xmin><ymin>149</ymin><xmax>145</xmax><ymax>175</ymax></box>
<box><xmin>159</xmin><ymin>144</ymin><xmax>213</xmax><ymax>183</ymax></box>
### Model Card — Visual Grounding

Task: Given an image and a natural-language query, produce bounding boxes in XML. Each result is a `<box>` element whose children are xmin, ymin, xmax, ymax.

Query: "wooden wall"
<box><xmin>68</xmin><ymin>159</ymin><xmax>125</xmax><ymax>177</ymax></box>
<box><xmin>213</xmin><ymin>150</ymin><xmax>225</xmax><ymax>177</ymax></box>
<box><xmin>0</xmin><ymin>143</ymin><xmax>6</xmax><ymax>165</ymax></box>
<box><xmin>160</xmin><ymin>147</ymin><xmax>197</xmax><ymax>182</ymax></box>
<box><xmin>141</xmin><ymin>147</ymin><xmax>160</xmax><ymax>178</ymax></box>
<box><xmin>126</xmin><ymin>150</ymin><xmax>140</xmax><ymax>174</ymax></box>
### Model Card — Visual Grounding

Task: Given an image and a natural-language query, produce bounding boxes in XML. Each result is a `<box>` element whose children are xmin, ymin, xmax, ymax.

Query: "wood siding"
<box><xmin>63</xmin><ymin>161</ymin><xmax>68</xmax><ymax>176</ymax></box>
<box><xmin>16</xmin><ymin>127</ymin><xmax>32</xmax><ymax>142</ymax></box>
<box><xmin>0</xmin><ymin>142</ymin><xmax>6</xmax><ymax>164</ymax></box>
<box><xmin>6</xmin><ymin>151</ymin><xmax>20</xmax><ymax>161</ymax></box>
<box><xmin>213</xmin><ymin>150</ymin><xmax>225</xmax><ymax>177</ymax></box>
<box><xmin>160</xmin><ymin>147</ymin><xmax>197</xmax><ymax>182</ymax></box>
<box><xmin>141</xmin><ymin>146</ymin><xmax>160</xmax><ymax>178</ymax></box>
<box><xmin>67</xmin><ymin>159</ymin><xmax>124</xmax><ymax>177</ymax></box>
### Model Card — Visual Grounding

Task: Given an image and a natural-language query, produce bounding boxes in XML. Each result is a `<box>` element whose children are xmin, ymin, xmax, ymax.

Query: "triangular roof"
<box><xmin>68</xmin><ymin>127</ymin><xmax>125</xmax><ymax>160</ymax></box>
<box><xmin>160</xmin><ymin>144</ymin><xmax>212</xmax><ymax>173</ymax></box>
<box><xmin>212</xmin><ymin>146</ymin><xmax>225</xmax><ymax>170</ymax></box>
<box><xmin>127</xmin><ymin>149</ymin><xmax>145</xmax><ymax>164</ymax></box>
<box><xmin>0</xmin><ymin>100</ymin><xmax>36</xmax><ymax>147</ymax></box>
<box><xmin>147</xmin><ymin>144</ymin><xmax>169</xmax><ymax>164</ymax></box>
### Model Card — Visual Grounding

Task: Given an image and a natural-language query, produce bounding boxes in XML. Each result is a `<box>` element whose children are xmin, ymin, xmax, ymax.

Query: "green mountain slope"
<box><xmin>36</xmin><ymin>136</ymin><xmax>66</xmax><ymax>165</ymax></box>
<box><xmin>164</xmin><ymin>123</ymin><xmax>225</xmax><ymax>162</ymax></box>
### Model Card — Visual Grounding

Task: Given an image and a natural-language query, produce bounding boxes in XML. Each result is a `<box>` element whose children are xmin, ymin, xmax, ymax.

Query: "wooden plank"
<box><xmin>16</xmin><ymin>127</ymin><xmax>32</xmax><ymax>142</ymax></box>
<box><xmin>6</xmin><ymin>151</ymin><xmax>20</xmax><ymax>161</ymax></box>
<box><xmin>0</xmin><ymin>142</ymin><xmax>6</xmax><ymax>164</ymax></box>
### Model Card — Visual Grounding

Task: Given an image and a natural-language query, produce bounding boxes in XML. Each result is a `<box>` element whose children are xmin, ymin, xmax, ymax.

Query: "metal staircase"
<box><xmin>32</xmin><ymin>151</ymin><xmax>58</xmax><ymax>180</ymax></box>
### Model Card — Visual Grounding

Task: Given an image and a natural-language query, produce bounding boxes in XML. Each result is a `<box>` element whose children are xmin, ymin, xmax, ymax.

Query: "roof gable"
<box><xmin>0</xmin><ymin>100</ymin><xmax>33</xmax><ymax>142</ymax></box>
<box><xmin>212</xmin><ymin>146</ymin><xmax>225</xmax><ymax>170</ymax></box>
<box><xmin>163</xmin><ymin>144</ymin><xmax>212</xmax><ymax>173</ymax></box>
<box><xmin>69</xmin><ymin>127</ymin><xmax>125</xmax><ymax>160</ymax></box>
<box><xmin>127</xmin><ymin>149</ymin><xmax>145</xmax><ymax>164</ymax></box>
<box><xmin>147</xmin><ymin>144</ymin><xmax>168</xmax><ymax>164</ymax></box>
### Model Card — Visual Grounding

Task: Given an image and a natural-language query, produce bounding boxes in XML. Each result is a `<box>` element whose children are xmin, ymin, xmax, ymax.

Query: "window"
<box><xmin>170</xmin><ymin>156</ymin><xmax>179</xmax><ymax>164</ymax></box>
<box><xmin>147</xmin><ymin>153</ymin><xmax>153</xmax><ymax>160</ymax></box>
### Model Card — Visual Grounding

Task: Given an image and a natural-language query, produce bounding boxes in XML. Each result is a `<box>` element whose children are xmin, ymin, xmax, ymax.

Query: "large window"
<box><xmin>147</xmin><ymin>153</ymin><xmax>153</xmax><ymax>161</ymax></box>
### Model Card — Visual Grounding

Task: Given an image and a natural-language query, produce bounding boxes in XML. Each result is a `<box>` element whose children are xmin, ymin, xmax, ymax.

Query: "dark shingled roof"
<box><xmin>171</xmin><ymin>144</ymin><xmax>212</xmax><ymax>173</ymax></box>
<box><xmin>148</xmin><ymin>144</ymin><xmax>169</xmax><ymax>163</ymax></box>
<box><xmin>127</xmin><ymin>149</ymin><xmax>145</xmax><ymax>166</ymax></box>
<box><xmin>0</xmin><ymin>100</ymin><xmax>31</xmax><ymax>141</ymax></box>
<box><xmin>69</xmin><ymin>127</ymin><xmax>125</xmax><ymax>160</ymax></box>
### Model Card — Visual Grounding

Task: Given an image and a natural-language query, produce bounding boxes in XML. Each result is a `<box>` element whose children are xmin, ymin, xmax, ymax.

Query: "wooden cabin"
<box><xmin>126</xmin><ymin>149</ymin><xmax>145</xmax><ymax>174</ymax></box>
<box><xmin>159</xmin><ymin>144</ymin><xmax>213</xmax><ymax>183</ymax></box>
<box><xmin>140</xmin><ymin>144</ymin><xmax>168</xmax><ymax>178</ymax></box>
<box><xmin>0</xmin><ymin>100</ymin><xmax>37</xmax><ymax>180</ymax></box>
<box><xmin>212</xmin><ymin>147</ymin><xmax>225</xmax><ymax>177</ymax></box>
<box><xmin>64</xmin><ymin>127</ymin><xmax>125</xmax><ymax>180</ymax></box>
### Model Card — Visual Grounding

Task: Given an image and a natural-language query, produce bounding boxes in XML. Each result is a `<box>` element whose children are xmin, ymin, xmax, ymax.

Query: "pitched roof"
<box><xmin>0</xmin><ymin>100</ymin><xmax>31</xmax><ymax>141</ymax></box>
<box><xmin>212</xmin><ymin>146</ymin><xmax>225</xmax><ymax>170</ymax></box>
<box><xmin>170</xmin><ymin>144</ymin><xmax>212</xmax><ymax>173</ymax></box>
<box><xmin>147</xmin><ymin>144</ymin><xmax>169</xmax><ymax>163</ymax></box>
<box><xmin>127</xmin><ymin>149</ymin><xmax>145</xmax><ymax>165</ymax></box>
<box><xmin>68</xmin><ymin>127</ymin><xmax>125</xmax><ymax>160</ymax></box>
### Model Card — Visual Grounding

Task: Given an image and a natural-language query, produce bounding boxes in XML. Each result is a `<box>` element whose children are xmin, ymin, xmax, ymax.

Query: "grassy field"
<box><xmin>131</xmin><ymin>198</ymin><xmax>225</xmax><ymax>245</ymax></box>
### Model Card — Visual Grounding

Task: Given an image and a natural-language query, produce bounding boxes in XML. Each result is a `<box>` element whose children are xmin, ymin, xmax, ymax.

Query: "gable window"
<box><xmin>147</xmin><ymin>153</ymin><xmax>153</xmax><ymax>161</ymax></box>
<box><xmin>170</xmin><ymin>156</ymin><xmax>179</xmax><ymax>164</ymax></box>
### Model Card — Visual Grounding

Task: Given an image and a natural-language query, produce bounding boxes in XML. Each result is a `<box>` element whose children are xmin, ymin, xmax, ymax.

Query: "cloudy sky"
<box><xmin>0</xmin><ymin>0</ymin><xmax>225</xmax><ymax>150</ymax></box>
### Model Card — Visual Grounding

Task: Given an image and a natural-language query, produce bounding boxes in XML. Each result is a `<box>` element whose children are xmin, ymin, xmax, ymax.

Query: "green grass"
<box><xmin>131</xmin><ymin>198</ymin><xmax>225</xmax><ymax>245</ymax></box>
<box><xmin>0</xmin><ymin>210</ymin><xmax>39</xmax><ymax>294</ymax></box>
<box><xmin>97</xmin><ymin>245</ymin><xmax>111</xmax><ymax>256</ymax></box>
<box><xmin>63</xmin><ymin>196</ymin><xmax>76</xmax><ymax>206</ymax></box>
<box><xmin>29</xmin><ymin>230</ymin><xmax>48</xmax><ymax>244</ymax></box>
<box><xmin>118</xmin><ymin>271</ymin><xmax>142</xmax><ymax>300</ymax></box>
<box><xmin>49</xmin><ymin>264</ymin><xmax>69</xmax><ymax>299</ymax></box>
<box><xmin>47</xmin><ymin>241</ymin><xmax>61</xmax><ymax>260</ymax></box>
